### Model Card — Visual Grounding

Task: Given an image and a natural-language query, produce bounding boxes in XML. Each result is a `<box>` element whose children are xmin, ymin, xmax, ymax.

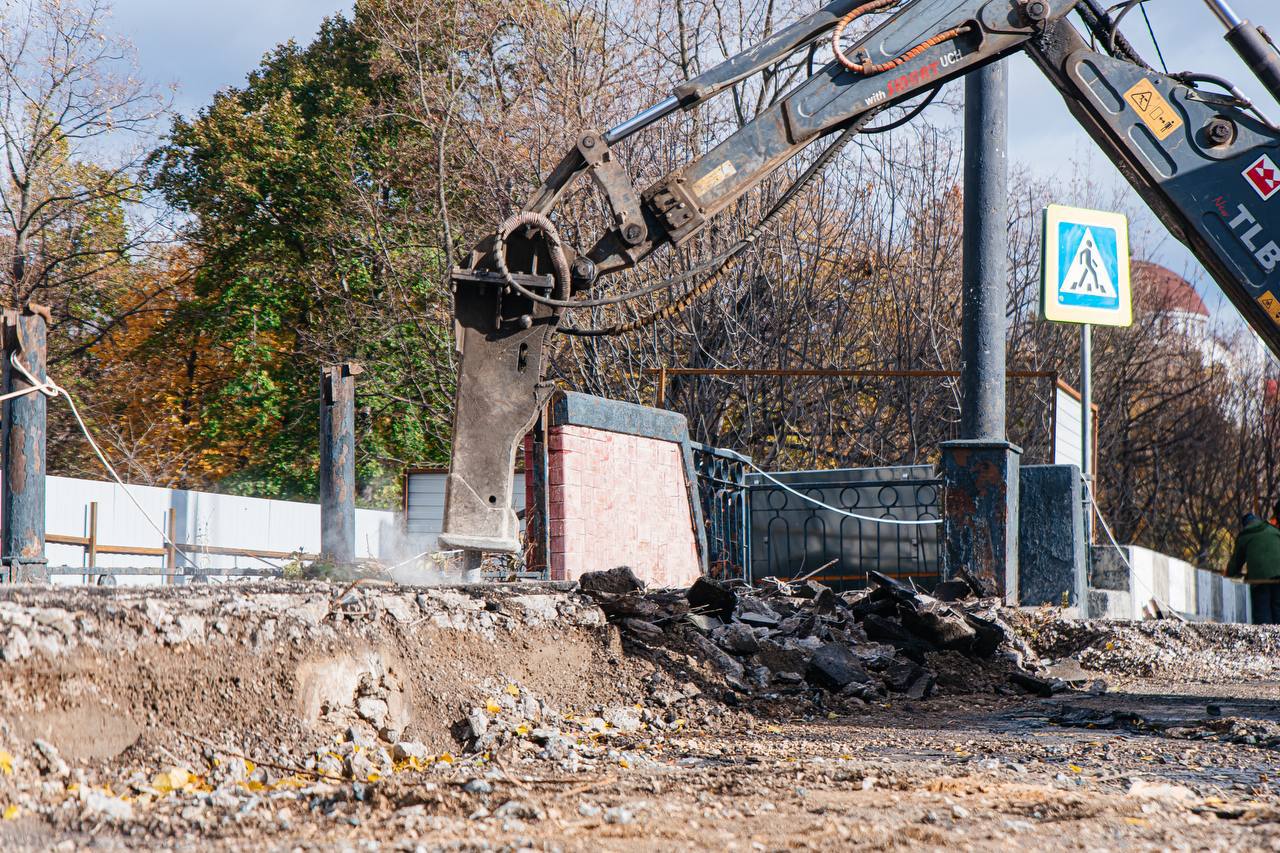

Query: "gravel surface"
<box><xmin>0</xmin><ymin>579</ymin><xmax>1279</xmax><ymax>850</ymax></box>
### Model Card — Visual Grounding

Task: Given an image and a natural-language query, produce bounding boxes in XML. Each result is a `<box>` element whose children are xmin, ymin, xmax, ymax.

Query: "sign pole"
<box><xmin>1080</xmin><ymin>323</ymin><xmax>1093</xmax><ymax>544</ymax></box>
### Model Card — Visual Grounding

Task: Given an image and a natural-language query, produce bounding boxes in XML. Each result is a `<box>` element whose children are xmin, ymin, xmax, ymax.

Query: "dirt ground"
<box><xmin>0</xmin><ymin>581</ymin><xmax>1278</xmax><ymax>851</ymax></box>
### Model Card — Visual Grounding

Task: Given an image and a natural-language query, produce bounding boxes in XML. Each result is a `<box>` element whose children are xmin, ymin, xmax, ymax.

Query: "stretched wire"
<box><xmin>744</xmin><ymin>457</ymin><xmax>941</xmax><ymax>526</ymax></box>
<box><xmin>1138</xmin><ymin>1</ymin><xmax>1168</xmax><ymax>73</ymax></box>
<box><xmin>1083</xmin><ymin>476</ymin><xmax>1171</xmax><ymax>616</ymax></box>
<box><xmin>8</xmin><ymin>351</ymin><xmax>205</xmax><ymax>575</ymax></box>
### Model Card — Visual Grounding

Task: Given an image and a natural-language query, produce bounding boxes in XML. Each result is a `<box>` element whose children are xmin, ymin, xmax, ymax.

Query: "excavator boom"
<box><xmin>439</xmin><ymin>0</ymin><xmax>1280</xmax><ymax>554</ymax></box>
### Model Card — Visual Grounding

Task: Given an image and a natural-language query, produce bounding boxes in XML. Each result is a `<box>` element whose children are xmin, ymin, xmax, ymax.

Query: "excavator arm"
<box><xmin>439</xmin><ymin>0</ymin><xmax>1280</xmax><ymax>554</ymax></box>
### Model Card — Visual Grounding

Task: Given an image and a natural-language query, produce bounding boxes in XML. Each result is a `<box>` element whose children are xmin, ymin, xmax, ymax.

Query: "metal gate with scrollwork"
<box><xmin>691</xmin><ymin>449</ymin><xmax>943</xmax><ymax>590</ymax></box>
<box><xmin>746</xmin><ymin>465</ymin><xmax>942</xmax><ymax>591</ymax></box>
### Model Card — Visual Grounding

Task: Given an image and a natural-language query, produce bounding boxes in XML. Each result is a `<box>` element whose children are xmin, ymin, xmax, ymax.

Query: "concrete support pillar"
<box><xmin>2</xmin><ymin>305</ymin><xmax>49</xmax><ymax>582</ymax></box>
<box><xmin>1018</xmin><ymin>464</ymin><xmax>1087</xmax><ymax>611</ymax></box>
<box><xmin>944</xmin><ymin>61</ymin><xmax>1019</xmax><ymax>603</ymax></box>
<box><xmin>319</xmin><ymin>362</ymin><xmax>361</xmax><ymax>565</ymax></box>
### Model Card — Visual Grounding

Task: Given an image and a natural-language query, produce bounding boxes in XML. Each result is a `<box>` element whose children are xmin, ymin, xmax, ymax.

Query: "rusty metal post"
<box><xmin>87</xmin><ymin>499</ymin><xmax>98</xmax><ymax>571</ymax></box>
<box><xmin>320</xmin><ymin>362</ymin><xmax>362</xmax><ymax>565</ymax></box>
<box><xmin>941</xmin><ymin>60</ymin><xmax>1019</xmax><ymax>603</ymax></box>
<box><xmin>2</xmin><ymin>305</ymin><xmax>49</xmax><ymax>582</ymax></box>
<box><xmin>165</xmin><ymin>507</ymin><xmax>177</xmax><ymax>584</ymax></box>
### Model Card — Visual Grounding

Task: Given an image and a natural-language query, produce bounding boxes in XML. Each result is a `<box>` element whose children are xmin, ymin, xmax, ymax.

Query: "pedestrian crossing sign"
<box><xmin>1040</xmin><ymin>204</ymin><xmax>1132</xmax><ymax>327</ymax></box>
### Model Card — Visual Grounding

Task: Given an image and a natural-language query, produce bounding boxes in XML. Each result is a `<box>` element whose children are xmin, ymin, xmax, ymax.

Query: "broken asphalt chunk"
<box><xmin>1009</xmin><ymin>671</ymin><xmax>1066</xmax><ymax>697</ymax></box>
<box><xmin>807</xmin><ymin>643</ymin><xmax>871</xmax><ymax>690</ymax></box>
<box><xmin>578</xmin><ymin>566</ymin><xmax>645</xmax><ymax>596</ymax></box>
<box><xmin>931</xmin><ymin>579</ymin><xmax>972</xmax><ymax>602</ymax></box>
<box><xmin>713</xmin><ymin>622</ymin><xmax>760</xmax><ymax>655</ymax></box>
<box><xmin>687</xmin><ymin>577</ymin><xmax>737</xmax><ymax>621</ymax></box>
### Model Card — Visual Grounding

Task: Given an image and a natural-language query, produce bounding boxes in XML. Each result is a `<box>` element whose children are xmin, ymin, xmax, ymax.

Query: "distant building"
<box><xmin>1131</xmin><ymin>259</ymin><xmax>1271</xmax><ymax>378</ymax></box>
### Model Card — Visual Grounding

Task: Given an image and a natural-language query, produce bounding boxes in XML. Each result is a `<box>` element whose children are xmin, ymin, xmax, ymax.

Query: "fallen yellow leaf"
<box><xmin>2</xmin><ymin>804</ymin><xmax>18</xmax><ymax>820</ymax></box>
<box><xmin>486</xmin><ymin>699</ymin><xmax>501</xmax><ymax>714</ymax></box>
<box><xmin>1069</xmin><ymin>764</ymin><xmax>1084</xmax><ymax>773</ymax></box>
<box><xmin>515</xmin><ymin>724</ymin><xmax>530</xmax><ymax>736</ymax></box>
<box><xmin>438</xmin><ymin>753</ymin><xmax>454</xmax><ymax>765</ymax></box>
<box><xmin>0</xmin><ymin>751</ymin><xmax>12</xmax><ymax>776</ymax></box>
<box><xmin>151</xmin><ymin>767</ymin><xmax>195</xmax><ymax>794</ymax></box>
<box><xmin>505</xmin><ymin>684</ymin><xmax>520</xmax><ymax>697</ymax></box>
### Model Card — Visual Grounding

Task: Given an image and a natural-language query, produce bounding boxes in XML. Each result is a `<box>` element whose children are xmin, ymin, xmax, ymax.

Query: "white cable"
<box><xmin>743</xmin><ymin>458</ymin><xmax>943</xmax><ymax>526</ymax></box>
<box><xmin>7</xmin><ymin>352</ymin><xmax>204</xmax><ymax>574</ymax></box>
<box><xmin>1083</xmin><ymin>476</ymin><xmax>1169</xmax><ymax>612</ymax></box>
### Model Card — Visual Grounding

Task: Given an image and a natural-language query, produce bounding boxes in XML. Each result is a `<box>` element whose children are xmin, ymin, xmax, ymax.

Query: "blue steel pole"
<box><xmin>2</xmin><ymin>306</ymin><xmax>48</xmax><ymax>582</ymax></box>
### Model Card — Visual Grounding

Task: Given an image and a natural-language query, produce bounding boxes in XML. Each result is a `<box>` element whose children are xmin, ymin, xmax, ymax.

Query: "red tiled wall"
<box><xmin>537</xmin><ymin>424</ymin><xmax>700</xmax><ymax>586</ymax></box>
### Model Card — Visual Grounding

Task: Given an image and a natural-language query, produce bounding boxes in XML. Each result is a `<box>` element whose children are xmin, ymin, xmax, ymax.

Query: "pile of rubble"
<box><xmin>577</xmin><ymin>567</ymin><xmax>1048</xmax><ymax>709</ymax></box>
<box><xmin>1015</xmin><ymin>609</ymin><xmax>1280</xmax><ymax>681</ymax></box>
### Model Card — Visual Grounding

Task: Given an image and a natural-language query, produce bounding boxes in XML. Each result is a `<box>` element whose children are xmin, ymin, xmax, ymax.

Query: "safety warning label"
<box><xmin>1124</xmin><ymin>78</ymin><xmax>1182</xmax><ymax>141</ymax></box>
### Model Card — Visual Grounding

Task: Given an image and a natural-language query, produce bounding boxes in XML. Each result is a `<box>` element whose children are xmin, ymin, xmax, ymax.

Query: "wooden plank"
<box><xmin>47</xmin><ymin>533</ymin><xmax>91</xmax><ymax>547</ymax></box>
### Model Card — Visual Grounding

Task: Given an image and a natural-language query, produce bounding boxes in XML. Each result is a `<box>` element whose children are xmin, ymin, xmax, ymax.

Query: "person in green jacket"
<box><xmin>1226</xmin><ymin>513</ymin><xmax>1280</xmax><ymax>624</ymax></box>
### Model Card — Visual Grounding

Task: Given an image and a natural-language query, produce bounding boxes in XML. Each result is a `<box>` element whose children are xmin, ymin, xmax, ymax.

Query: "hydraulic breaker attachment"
<box><xmin>438</xmin><ymin>234</ymin><xmax>562</xmax><ymax>554</ymax></box>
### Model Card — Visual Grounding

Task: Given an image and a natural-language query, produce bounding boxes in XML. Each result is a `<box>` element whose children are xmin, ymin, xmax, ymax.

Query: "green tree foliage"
<box><xmin>150</xmin><ymin>14</ymin><xmax>456</xmax><ymax>503</ymax></box>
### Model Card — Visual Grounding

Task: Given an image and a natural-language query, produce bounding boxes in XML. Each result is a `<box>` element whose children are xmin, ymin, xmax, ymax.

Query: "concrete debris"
<box><xmin>577</xmin><ymin>566</ymin><xmax>645</xmax><ymax>596</ymax></box>
<box><xmin>1015</xmin><ymin>609</ymin><xmax>1280</xmax><ymax>681</ymax></box>
<box><xmin>0</xmin><ymin>579</ymin><xmax>1275</xmax><ymax>848</ymax></box>
<box><xmin>578</xmin><ymin>572</ymin><xmax>1041</xmax><ymax>706</ymax></box>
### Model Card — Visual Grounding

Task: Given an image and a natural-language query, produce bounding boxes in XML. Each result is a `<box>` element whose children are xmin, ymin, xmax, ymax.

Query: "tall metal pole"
<box><xmin>320</xmin><ymin>362</ymin><xmax>361</xmax><ymax>566</ymax></box>
<box><xmin>960</xmin><ymin>62</ymin><xmax>1009</xmax><ymax>439</ymax></box>
<box><xmin>2</xmin><ymin>305</ymin><xmax>49</xmax><ymax>582</ymax></box>
<box><xmin>941</xmin><ymin>61</ymin><xmax>1021</xmax><ymax>602</ymax></box>
<box><xmin>1080</xmin><ymin>323</ymin><xmax>1094</xmax><ymax>542</ymax></box>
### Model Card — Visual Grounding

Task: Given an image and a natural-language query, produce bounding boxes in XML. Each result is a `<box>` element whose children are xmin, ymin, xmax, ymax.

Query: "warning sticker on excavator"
<box><xmin>691</xmin><ymin>160</ymin><xmax>737</xmax><ymax>198</ymax></box>
<box><xmin>1259</xmin><ymin>291</ymin><xmax>1280</xmax><ymax>325</ymax></box>
<box><xmin>1123</xmin><ymin>78</ymin><xmax>1182</xmax><ymax>141</ymax></box>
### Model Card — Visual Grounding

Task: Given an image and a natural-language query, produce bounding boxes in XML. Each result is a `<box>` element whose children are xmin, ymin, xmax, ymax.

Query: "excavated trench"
<box><xmin>0</xmin><ymin>582</ymin><xmax>644</xmax><ymax>767</ymax></box>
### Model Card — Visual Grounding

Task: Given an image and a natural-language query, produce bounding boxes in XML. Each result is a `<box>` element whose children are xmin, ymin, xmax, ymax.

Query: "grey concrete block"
<box><xmin>1089</xmin><ymin>545</ymin><xmax>1130</xmax><ymax>591</ymax></box>
<box><xmin>1087</xmin><ymin>588</ymin><xmax>1133</xmax><ymax>620</ymax></box>
<box><xmin>1018</xmin><ymin>465</ymin><xmax>1086</xmax><ymax>608</ymax></box>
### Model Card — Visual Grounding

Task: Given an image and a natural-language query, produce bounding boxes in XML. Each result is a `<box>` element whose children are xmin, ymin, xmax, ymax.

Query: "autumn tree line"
<box><xmin>6</xmin><ymin>0</ymin><xmax>1277</xmax><ymax>567</ymax></box>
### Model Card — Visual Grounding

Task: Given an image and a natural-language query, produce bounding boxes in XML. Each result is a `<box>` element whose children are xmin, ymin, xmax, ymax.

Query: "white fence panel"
<box><xmin>404</xmin><ymin>470</ymin><xmax>525</xmax><ymax>553</ymax></box>
<box><xmin>45</xmin><ymin>475</ymin><xmax>396</xmax><ymax>582</ymax></box>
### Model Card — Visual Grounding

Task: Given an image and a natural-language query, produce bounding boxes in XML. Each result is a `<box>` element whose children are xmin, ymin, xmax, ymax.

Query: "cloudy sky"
<box><xmin>114</xmin><ymin>0</ymin><xmax>1275</xmax><ymax>320</ymax></box>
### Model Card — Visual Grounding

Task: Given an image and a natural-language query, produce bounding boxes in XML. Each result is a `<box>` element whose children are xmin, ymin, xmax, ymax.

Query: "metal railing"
<box><xmin>690</xmin><ymin>442</ymin><xmax>753</xmax><ymax>581</ymax></box>
<box><xmin>746</xmin><ymin>464</ymin><xmax>942</xmax><ymax>591</ymax></box>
